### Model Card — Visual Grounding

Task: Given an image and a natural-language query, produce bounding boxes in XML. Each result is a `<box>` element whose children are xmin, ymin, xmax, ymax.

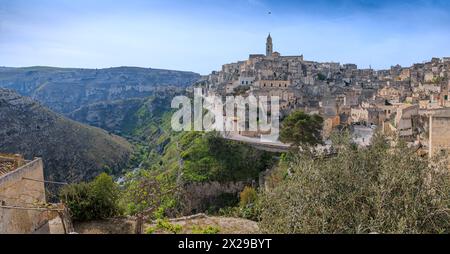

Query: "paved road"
<box><xmin>222</xmin><ymin>133</ymin><xmax>291</xmax><ymax>153</ymax></box>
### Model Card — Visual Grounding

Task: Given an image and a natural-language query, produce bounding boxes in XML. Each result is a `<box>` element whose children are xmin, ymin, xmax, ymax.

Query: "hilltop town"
<box><xmin>198</xmin><ymin>34</ymin><xmax>450</xmax><ymax>157</ymax></box>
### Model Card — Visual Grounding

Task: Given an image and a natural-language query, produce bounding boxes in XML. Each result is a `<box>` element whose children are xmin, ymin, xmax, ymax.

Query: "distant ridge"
<box><xmin>0</xmin><ymin>66</ymin><xmax>200</xmax><ymax>115</ymax></box>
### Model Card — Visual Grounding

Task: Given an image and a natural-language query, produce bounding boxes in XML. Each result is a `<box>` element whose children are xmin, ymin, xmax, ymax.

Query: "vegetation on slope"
<box><xmin>259</xmin><ymin>132</ymin><xmax>450</xmax><ymax>234</ymax></box>
<box><xmin>121</xmin><ymin>90</ymin><xmax>276</xmax><ymax>184</ymax></box>
<box><xmin>60</xmin><ymin>173</ymin><xmax>121</xmax><ymax>221</ymax></box>
<box><xmin>63</xmin><ymin>101</ymin><xmax>277</xmax><ymax>221</ymax></box>
<box><xmin>120</xmin><ymin>130</ymin><xmax>276</xmax><ymax>218</ymax></box>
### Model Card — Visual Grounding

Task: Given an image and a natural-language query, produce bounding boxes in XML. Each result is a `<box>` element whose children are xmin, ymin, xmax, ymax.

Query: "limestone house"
<box><xmin>378</xmin><ymin>86</ymin><xmax>401</xmax><ymax>103</ymax></box>
<box><xmin>0</xmin><ymin>154</ymin><xmax>49</xmax><ymax>234</ymax></box>
<box><xmin>439</xmin><ymin>80</ymin><xmax>450</xmax><ymax>107</ymax></box>
<box><xmin>323</xmin><ymin>115</ymin><xmax>341</xmax><ymax>139</ymax></box>
<box><xmin>426</xmin><ymin>108</ymin><xmax>450</xmax><ymax>158</ymax></box>
<box><xmin>351</xmin><ymin>107</ymin><xmax>369</xmax><ymax>124</ymax></box>
<box><xmin>394</xmin><ymin>104</ymin><xmax>419</xmax><ymax>139</ymax></box>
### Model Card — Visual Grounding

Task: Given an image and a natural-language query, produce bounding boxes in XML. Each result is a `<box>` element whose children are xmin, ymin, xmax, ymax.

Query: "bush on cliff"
<box><xmin>60</xmin><ymin>173</ymin><xmax>121</xmax><ymax>221</ymax></box>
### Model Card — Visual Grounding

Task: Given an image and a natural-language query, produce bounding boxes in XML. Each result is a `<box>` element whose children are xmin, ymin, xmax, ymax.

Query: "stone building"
<box><xmin>427</xmin><ymin>108</ymin><xmax>450</xmax><ymax>157</ymax></box>
<box><xmin>439</xmin><ymin>80</ymin><xmax>450</xmax><ymax>107</ymax></box>
<box><xmin>266</xmin><ymin>33</ymin><xmax>273</xmax><ymax>57</ymax></box>
<box><xmin>0</xmin><ymin>154</ymin><xmax>49</xmax><ymax>234</ymax></box>
<box><xmin>323</xmin><ymin>115</ymin><xmax>341</xmax><ymax>139</ymax></box>
<box><xmin>351</xmin><ymin>107</ymin><xmax>369</xmax><ymax>124</ymax></box>
<box><xmin>378</xmin><ymin>86</ymin><xmax>401</xmax><ymax>103</ymax></box>
<box><xmin>255</xmin><ymin>80</ymin><xmax>291</xmax><ymax>89</ymax></box>
<box><xmin>394</xmin><ymin>104</ymin><xmax>419</xmax><ymax>139</ymax></box>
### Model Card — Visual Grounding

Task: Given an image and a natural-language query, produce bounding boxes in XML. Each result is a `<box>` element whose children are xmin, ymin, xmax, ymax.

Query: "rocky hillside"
<box><xmin>68</xmin><ymin>90</ymin><xmax>178</xmax><ymax>134</ymax></box>
<box><xmin>69</xmin><ymin>98</ymin><xmax>145</xmax><ymax>133</ymax></box>
<box><xmin>0</xmin><ymin>88</ymin><xmax>133</xmax><ymax>184</ymax></box>
<box><xmin>0</xmin><ymin>66</ymin><xmax>200</xmax><ymax>117</ymax></box>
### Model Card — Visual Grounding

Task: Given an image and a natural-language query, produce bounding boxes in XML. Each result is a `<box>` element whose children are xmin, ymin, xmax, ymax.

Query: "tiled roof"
<box><xmin>0</xmin><ymin>161</ymin><xmax>17</xmax><ymax>177</ymax></box>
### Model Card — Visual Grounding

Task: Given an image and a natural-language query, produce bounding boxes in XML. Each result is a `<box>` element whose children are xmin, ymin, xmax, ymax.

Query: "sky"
<box><xmin>1</xmin><ymin>0</ymin><xmax>450</xmax><ymax>74</ymax></box>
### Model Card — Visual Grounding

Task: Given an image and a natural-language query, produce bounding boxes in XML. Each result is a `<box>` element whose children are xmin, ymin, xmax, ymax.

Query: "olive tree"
<box><xmin>259</xmin><ymin>132</ymin><xmax>450</xmax><ymax>234</ymax></box>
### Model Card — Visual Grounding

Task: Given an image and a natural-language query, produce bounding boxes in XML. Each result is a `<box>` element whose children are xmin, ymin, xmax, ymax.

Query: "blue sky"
<box><xmin>1</xmin><ymin>0</ymin><xmax>450</xmax><ymax>74</ymax></box>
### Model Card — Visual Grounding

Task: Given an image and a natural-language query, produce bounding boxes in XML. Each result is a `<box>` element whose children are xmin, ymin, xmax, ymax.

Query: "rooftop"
<box><xmin>0</xmin><ymin>161</ymin><xmax>16</xmax><ymax>176</ymax></box>
<box><xmin>0</xmin><ymin>154</ymin><xmax>25</xmax><ymax>177</ymax></box>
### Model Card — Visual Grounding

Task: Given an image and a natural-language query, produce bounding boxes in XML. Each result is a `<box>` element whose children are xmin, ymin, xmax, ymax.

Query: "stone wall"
<box><xmin>430</xmin><ymin>116</ymin><xmax>450</xmax><ymax>157</ymax></box>
<box><xmin>0</xmin><ymin>158</ymin><xmax>48</xmax><ymax>234</ymax></box>
<box><xmin>179</xmin><ymin>181</ymin><xmax>248</xmax><ymax>215</ymax></box>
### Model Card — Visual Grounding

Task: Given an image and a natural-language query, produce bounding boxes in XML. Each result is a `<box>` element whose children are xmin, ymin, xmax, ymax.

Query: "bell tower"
<box><xmin>266</xmin><ymin>33</ymin><xmax>273</xmax><ymax>57</ymax></box>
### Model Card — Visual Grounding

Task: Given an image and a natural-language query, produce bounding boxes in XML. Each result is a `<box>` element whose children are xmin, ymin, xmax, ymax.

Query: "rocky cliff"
<box><xmin>0</xmin><ymin>88</ymin><xmax>133</xmax><ymax>184</ymax></box>
<box><xmin>0</xmin><ymin>66</ymin><xmax>200</xmax><ymax>117</ymax></box>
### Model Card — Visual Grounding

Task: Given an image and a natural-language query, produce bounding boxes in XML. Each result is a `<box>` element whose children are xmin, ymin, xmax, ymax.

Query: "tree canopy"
<box><xmin>60</xmin><ymin>173</ymin><xmax>120</xmax><ymax>221</ymax></box>
<box><xmin>279</xmin><ymin>110</ymin><xmax>324</xmax><ymax>148</ymax></box>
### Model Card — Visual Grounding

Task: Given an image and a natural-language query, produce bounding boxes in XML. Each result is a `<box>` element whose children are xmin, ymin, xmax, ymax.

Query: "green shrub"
<box><xmin>217</xmin><ymin>188</ymin><xmax>261</xmax><ymax>221</ymax></box>
<box><xmin>120</xmin><ymin>170</ymin><xmax>177</xmax><ymax>219</ymax></box>
<box><xmin>259</xmin><ymin>132</ymin><xmax>450</xmax><ymax>234</ymax></box>
<box><xmin>179</xmin><ymin>132</ymin><xmax>275</xmax><ymax>184</ymax></box>
<box><xmin>60</xmin><ymin>173</ymin><xmax>120</xmax><ymax>221</ymax></box>
<box><xmin>317</xmin><ymin>73</ymin><xmax>327</xmax><ymax>81</ymax></box>
<box><xmin>191</xmin><ymin>225</ymin><xmax>220</xmax><ymax>234</ymax></box>
<box><xmin>59</xmin><ymin>182</ymin><xmax>92</xmax><ymax>220</ymax></box>
<box><xmin>146</xmin><ymin>219</ymin><xmax>183</xmax><ymax>234</ymax></box>
<box><xmin>239</xmin><ymin>187</ymin><xmax>257</xmax><ymax>207</ymax></box>
<box><xmin>145</xmin><ymin>227</ymin><xmax>156</xmax><ymax>234</ymax></box>
<box><xmin>239</xmin><ymin>204</ymin><xmax>260</xmax><ymax>221</ymax></box>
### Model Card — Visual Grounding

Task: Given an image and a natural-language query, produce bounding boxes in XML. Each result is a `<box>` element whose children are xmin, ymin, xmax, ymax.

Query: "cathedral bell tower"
<box><xmin>266</xmin><ymin>33</ymin><xmax>273</xmax><ymax>57</ymax></box>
